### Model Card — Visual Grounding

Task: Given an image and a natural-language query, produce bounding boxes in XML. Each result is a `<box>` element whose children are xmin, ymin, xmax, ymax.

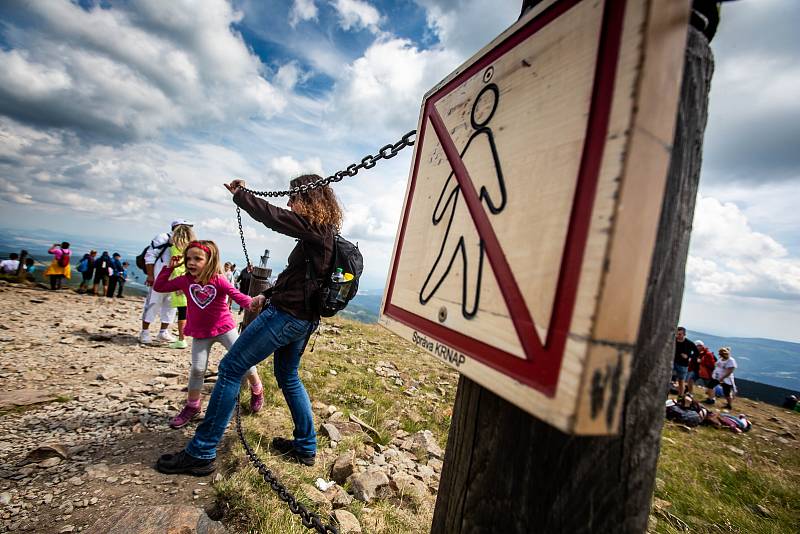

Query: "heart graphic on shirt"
<box><xmin>189</xmin><ymin>283</ymin><xmax>217</xmax><ymax>309</ymax></box>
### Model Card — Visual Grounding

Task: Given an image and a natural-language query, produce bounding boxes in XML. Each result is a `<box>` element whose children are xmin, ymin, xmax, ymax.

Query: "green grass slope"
<box><xmin>216</xmin><ymin>318</ymin><xmax>800</xmax><ymax>533</ymax></box>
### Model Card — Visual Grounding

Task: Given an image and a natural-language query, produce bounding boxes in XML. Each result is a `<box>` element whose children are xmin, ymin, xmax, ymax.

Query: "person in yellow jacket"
<box><xmin>44</xmin><ymin>242</ymin><xmax>71</xmax><ymax>290</ymax></box>
<box><xmin>168</xmin><ymin>227</ymin><xmax>195</xmax><ymax>349</ymax></box>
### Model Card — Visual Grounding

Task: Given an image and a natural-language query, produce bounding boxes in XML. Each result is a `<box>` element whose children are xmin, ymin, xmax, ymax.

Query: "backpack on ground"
<box><xmin>303</xmin><ymin>234</ymin><xmax>364</xmax><ymax>318</ymax></box>
<box><xmin>665</xmin><ymin>402</ymin><xmax>702</xmax><ymax>427</ymax></box>
<box><xmin>57</xmin><ymin>251</ymin><xmax>70</xmax><ymax>267</ymax></box>
<box><xmin>135</xmin><ymin>240</ymin><xmax>169</xmax><ymax>271</ymax></box>
<box><xmin>77</xmin><ymin>257</ymin><xmax>90</xmax><ymax>273</ymax></box>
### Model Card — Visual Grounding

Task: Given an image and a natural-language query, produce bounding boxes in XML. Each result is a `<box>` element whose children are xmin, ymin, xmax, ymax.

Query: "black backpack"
<box><xmin>303</xmin><ymin>234</ymin><xmax>363</xmax><ymax>317</ymax></box>
<box><xmin>135</xmin><ymin>240</ymin><xmax>169</xmax><ymax>271</ymax></box>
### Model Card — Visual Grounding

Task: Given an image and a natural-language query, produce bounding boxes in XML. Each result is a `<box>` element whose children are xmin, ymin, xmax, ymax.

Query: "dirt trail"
<box><xmin>0</xmin><ymin>282</ymin><xmax>235</xmax><ymax>533</ymax></box>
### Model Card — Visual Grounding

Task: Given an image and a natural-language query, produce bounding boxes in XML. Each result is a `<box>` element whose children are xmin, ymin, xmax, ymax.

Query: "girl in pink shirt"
<box><xmin>154</xmin><ymin>240</ymin><xmax>264</xmax><ymax>428</ymax></box>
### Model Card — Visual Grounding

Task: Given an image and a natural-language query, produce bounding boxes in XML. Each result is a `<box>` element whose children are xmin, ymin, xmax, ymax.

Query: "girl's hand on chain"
<box><xmin>249</xmin><ymin>294</ymin><xmax>266</xmax><ymax>312</ymax></box>
<box><xmin>169</xmin><ymin>255</ymin><xmax>183</xmax><ymax>268</ymax></box>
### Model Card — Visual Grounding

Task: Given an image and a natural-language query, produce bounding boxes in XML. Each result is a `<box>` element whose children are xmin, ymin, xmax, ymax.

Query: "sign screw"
<box><xmin>438</xmin><ymin>306</ymin><xmax>447</xmax><ymax>323</ymax></box>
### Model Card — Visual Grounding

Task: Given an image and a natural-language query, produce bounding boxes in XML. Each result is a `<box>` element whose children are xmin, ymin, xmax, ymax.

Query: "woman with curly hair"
<box><xmin>157</xmin><ymin>174</ymin><xmax>341</xmax><ymax>475</ymax></box>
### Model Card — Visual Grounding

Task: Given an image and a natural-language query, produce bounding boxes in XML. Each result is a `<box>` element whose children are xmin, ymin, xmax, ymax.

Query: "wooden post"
<box><xmin>431</xmin><ymin>26</ymin><xmax>713</xmax><ymax>534</ymax></box>
<box><xmin>241</xmin><ymin>250</ymin><xmax>273</xmax><ymax>330</ymax></box>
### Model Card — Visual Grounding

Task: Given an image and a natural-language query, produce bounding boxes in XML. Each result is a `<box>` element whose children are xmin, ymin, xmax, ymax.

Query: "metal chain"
<box><xmin>236</xmin><ymin>130</ymin><xmax>416</xmax><ymax>266</ymax></box>
<box><xmin>236</xmin><ymin>206</ymin><xmax>251</xmax><ymax>267</ymax></box>
<box><xmin>231</xmin><ymin>130</ymin><xmax>415</xmax><ymax>532</ymax></box>
<box><xmin>235</xmin><ymin>395</ymin><xmax>339</xmax><ymax>534</ymax></box>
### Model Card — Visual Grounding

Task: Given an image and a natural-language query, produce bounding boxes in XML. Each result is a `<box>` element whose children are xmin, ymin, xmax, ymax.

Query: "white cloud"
<box><xmin>270</xmin><ymin>155</ymin><xmax>324</xmax><ymax>180</ymax></box>
<box><xmin>686</xmin><ymin>195</ymin><xmax>800</xmax><ymax>300</ymax></box>
<box><xmin>331</xmin><ymin>0</ymin><xmax>382</xmax><ymax>33</ymax></box>
<box><xmin>326</xmin><ymin>37</ymin><xmax>458</xmax><ymax>137</ymax></box>
<box><xmin>415</xmin><ymin>0</ymin><xmax>520</xmax><ymax>57</ymax></box>
<box><xmin>690</xmin><ymin>196</ymin><xmax>786</xmax><ymax>260</ymax></box>
<box><xmin>0</xmin><ymin>49</ymin><xmax>72</xmax><ymax>97</ymax></box>
<box><xmin>197</xmin><ymin>217</ymin><xmax>259</xmax><ymax>239</ymax></box>
<box><xmin>289</xmin><ymin>0</ymin><xmax>319</xmax><ymax>27</ymax></box>
<box><xmin>275</xmin><ymin>61</ymin><xmax>308</xmax><ymax>91</ymax></box>
<box><xmin>0</xmin><ymin>115</ymin><xmax>268</xmax><ymax>219</ymax></box>
<box><xmin>0</xmin><ymin>0</ymin><xmax>285</xmax><ymax>141</ymax></box>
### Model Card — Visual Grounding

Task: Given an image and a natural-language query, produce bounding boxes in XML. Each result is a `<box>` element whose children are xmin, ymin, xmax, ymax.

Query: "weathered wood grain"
<box><xmin>431</xmin><ymin>25</ymin><xmax>714</xmax><ymax>534</ymax></box>
<box><xmin>381</xmin><ymin>0</ymin><xmax>689</xmax><ymax>434</ymax></box>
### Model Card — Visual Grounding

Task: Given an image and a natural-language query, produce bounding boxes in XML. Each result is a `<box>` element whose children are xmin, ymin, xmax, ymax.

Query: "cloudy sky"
<box><xmin>0</xmin><ymin>0</ymin><xmax>798</xmax><ymax>342</ymax></box>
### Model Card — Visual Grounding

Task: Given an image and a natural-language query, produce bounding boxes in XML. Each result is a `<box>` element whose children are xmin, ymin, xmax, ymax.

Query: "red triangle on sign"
<box><xmin>384</xmin><ymin>0</ymin><xmax>626</xmax><ymax>397</ymax></box>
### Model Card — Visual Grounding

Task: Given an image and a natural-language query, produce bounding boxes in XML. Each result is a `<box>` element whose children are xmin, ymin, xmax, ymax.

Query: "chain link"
<box><xmin>236</xmin><ymin>130</ymin><xmax>416</xmax><ymax>265</ymax></box>
<box><xmin>232</xmin><ymin>130</ymin><xmax>416</xmax><ymax>532</ymax></box>
<box><xmin>235</xmin><ymin>395</ymin><xmax>339</xmax><ymax>534</ymax></box>
<box><xmin>236</xmin><ymin>206</ymin><xmax>251</xmax><ymax>267</ymax></box>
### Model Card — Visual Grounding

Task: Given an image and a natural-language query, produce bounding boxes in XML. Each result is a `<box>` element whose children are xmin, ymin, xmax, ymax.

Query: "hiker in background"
<box><xmin>704</xmin><ymin>346</ymin><xmax>737</xmax><ymax>409</ymax></box>
<box><xmin>116</xmin><ymin>262</ymin><xmax>129</xmax><ymax>297</ymax></box>
<box><xmin>44</xmin><ymin>242</ymin><xmax>71</xmax><ymax>290</ymax></box>
<box><xmin>77</xmin><ymin>250</ymin><xmax>97</xmax><ymax>293</ymax></box>
<box><xmin>152</xmin><ymin>240</ymin><xmax>263</xmax><ymax>429</ymax></box>
<box><xmin>156</xmin><ymin>175</ymin><xmax>339</xmax><ymax>475</ymax></box>
<box><xmin>235</xmin><ymin>265</ymin><xmax>253</xmax><ymax>315</ymax></box>
<box><xmin>223</xmin><ymin>262</ymin><xmax>234</xmax><ymax>310</ymax></box>
<box><xmin>166</xmin><ymin>225</ymin><xmax>196</xmax><ymax>350</ymax></box>
<box><xmin>140</xmin><ymin>220</ymin><xmax>195</xmax><ymax>345</ymax></box>
<box><xmin>92</xmin><ymin>251</ymin><xmax>112</xmax><ymax>296</ymax></box>
<box><xmin>686</xmin><ymin>339</ymin><xmax>704</xmax><ymax>395</ymax></box>
<box><xmin>23</xmin><ymin>258</ymin><xmax>36</xmax><ymax>281</ymax></box>
<box><xmin>227</xmin><ymin>264</ymin><xmax>238</xmax><ymax>310</ymax></box>
<box><xmin>106</xmin><ymin>253</ymin><xmax>124</xmax><ymax>298</ymax></box>
<box><xmin>696</xmin><ymin>341</ymin><xmax>716</xmax><ymax>389</ymax></box>
<box><xmin>673</xmin><ymin>327</ymin><xmax>698</xmax><ymax>398</ymax></box>
<box><xmin>0</xmin><ymin>253</ymin><xmax>19</xmax><ymax>274</ymax></box>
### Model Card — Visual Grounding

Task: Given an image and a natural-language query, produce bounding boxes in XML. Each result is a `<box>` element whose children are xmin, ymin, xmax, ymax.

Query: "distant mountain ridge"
<box><xmin>687</xmin><ymin>330</ymin><xmax>800</xmax><ymax>392</ymax></box>
<box><xmin>339</xmin><ymin>292</ymin><xmax>383</xmax><ymax>323</ymax></box>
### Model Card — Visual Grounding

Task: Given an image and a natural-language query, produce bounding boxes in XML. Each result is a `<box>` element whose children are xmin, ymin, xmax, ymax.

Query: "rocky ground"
<box><xmin>0</xmin><ymin>281</ymin><xmax>455</xmax><ymax>534</ymax></box>
<box><xmin>9</xmin><ymin>278</ymin><xmax>794</xmax><ymax>533</ymax></box>
<box><xmin>0</xmin><ymin>281</ymin><xmax>230</xmax><ymax>533</ymax></box>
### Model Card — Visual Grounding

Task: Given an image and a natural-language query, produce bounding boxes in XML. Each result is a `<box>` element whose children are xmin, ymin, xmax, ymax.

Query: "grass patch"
<box><xmin>652</xmin><ymin>407</ymin><xmax>800</xmax><ymax>533</ymax></box>
<box><xmin>216</xmin><ymin>318</ymin><xmax>800</xmax><ymax>534</ymax></box>
<box><xmin>215</xmin><ymin>318</ymin><xmax>451</xmax><ymax>533</ymax></box>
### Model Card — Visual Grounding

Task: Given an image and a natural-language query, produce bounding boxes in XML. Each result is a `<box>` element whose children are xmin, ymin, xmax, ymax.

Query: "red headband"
<box><xmin>187</xmin><ymin>241</ymin><xmax>211</xmax><ymax>255</ymax></box>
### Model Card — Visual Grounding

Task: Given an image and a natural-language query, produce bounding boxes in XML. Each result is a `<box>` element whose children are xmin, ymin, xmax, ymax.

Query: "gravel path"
<box><xmin>0</xmin><ymin>282</ymin><xmax>232</xmax><ymax>533</ymax></box>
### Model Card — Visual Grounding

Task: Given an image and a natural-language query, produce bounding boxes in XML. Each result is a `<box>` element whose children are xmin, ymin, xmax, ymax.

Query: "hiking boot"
<box><xmin>169</xmin><ymin>404</ymin><xmax>201</xmax><ymax>429</ymax></box>
<box><xmin>157</xmin><ymin>331</ymin><xmax>176</xmax><ymax>343</ymax></box>
<box><xmin>271</xmin><ymin>437</ymin><xmax>315</xmax><ymax>466</ymax></box>
<box><xmin>139</xmin><ymin>331</ymin><xmax>152</xmax><ymax>345</ymax></box>
<box><xmin>702</xmin><ymin>398</ymin><xmax>716</xmax><ymax>405</ymax></box>
<box><xmin>169</xmin><ymin>339</ymin><xmax>188</xmax><ymax>349</ymax></box>
<box><xmin>156</xmin><ymin>450</ymin><xmax>215</xmax><ymax>476</ymax></box>
<box><xmin>250</xmin><ymin>391</ymin><xmax>264</xmax><ymax>413</ymax></box>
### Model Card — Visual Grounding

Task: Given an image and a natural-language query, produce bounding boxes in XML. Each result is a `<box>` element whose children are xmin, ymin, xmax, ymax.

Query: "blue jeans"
<box><xmin>185</xmin><ymin>305</ymin><xmax>318</xmax><ymax>459</ymax></box>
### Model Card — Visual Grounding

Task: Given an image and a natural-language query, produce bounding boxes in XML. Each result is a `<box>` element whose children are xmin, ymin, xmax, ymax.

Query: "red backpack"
<box><xmin>58</xmin><ymin>251</ymin><xmax>70</xmax><ymax>267</ymax></box>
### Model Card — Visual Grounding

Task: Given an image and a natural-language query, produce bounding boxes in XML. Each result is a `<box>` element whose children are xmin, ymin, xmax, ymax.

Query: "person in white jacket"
<box><xmin>140</xmin><ymin>220</ymin><xmax>195</xmax><ymax>344</ymax></box>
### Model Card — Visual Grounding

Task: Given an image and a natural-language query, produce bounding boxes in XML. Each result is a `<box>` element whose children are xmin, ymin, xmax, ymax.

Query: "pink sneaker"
<box><xmin>169</xmin><ymin>404</ymin><xmax>201</xmax><ymax>429</ymax></box>
<box><xmin>250</xmin><ymin>391</ymin><xmax>264</xmax><ymax>413</ymax></box>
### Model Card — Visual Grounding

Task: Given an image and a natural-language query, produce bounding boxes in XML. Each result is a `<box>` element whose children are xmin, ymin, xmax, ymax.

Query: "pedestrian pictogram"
<box><xmin>380</xmin><ymin>0</ymin><xmax>688</xmax><ymax>434</ymax></box>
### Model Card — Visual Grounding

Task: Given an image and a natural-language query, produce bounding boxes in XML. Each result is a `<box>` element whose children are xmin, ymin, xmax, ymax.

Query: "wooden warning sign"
<box><xmin>380</xmin><ymin>0</ymin><xmax>689</xmax><ymax>434</ymax></box>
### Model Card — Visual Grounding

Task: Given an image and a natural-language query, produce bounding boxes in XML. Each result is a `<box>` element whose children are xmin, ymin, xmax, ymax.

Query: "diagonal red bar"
<box><xmin>427</xmin><ymin>106</ymin><xmax>544</xmax><ymax>360</ymax></box>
